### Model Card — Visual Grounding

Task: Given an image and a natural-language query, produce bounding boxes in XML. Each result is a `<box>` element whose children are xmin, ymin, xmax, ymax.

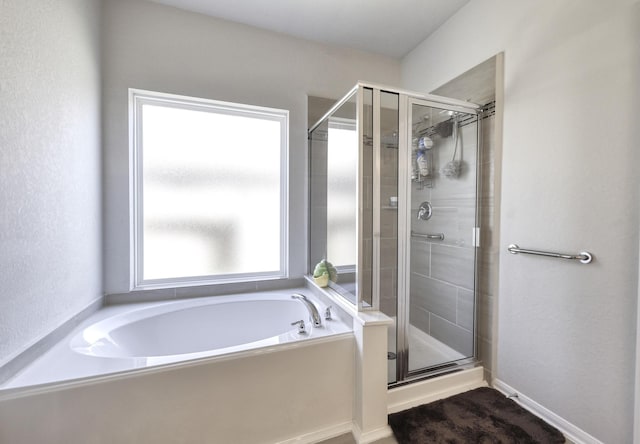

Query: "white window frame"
<box><xmin>129</xmin><ymin>89</ymin><xmax>289</xmax><ymax>290</ymax></box>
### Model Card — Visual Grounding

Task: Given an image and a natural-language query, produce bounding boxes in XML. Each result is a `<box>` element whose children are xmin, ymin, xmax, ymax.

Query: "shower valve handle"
<box><xmin>417</xmin><ymin>201</ymin><xmax>433</xmax><ymax>220</ymax></box>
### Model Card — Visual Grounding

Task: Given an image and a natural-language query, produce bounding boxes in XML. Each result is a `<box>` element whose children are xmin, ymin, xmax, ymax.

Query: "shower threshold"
<box><xmin>388</xmin><ymin>322</ymin><xmax>465</xmax><ymax>384</ymax></box>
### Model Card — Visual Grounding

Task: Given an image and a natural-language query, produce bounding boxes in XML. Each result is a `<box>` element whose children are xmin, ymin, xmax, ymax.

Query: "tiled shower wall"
<box><xmin>379</xmin><ymin>142</ymin><xmax>399</xmax><ymax>317</ymax></box>
<box><xmin>477</xmin><ymin>112</ymin><xmax>497</xmax><ymax>382</ymax></box>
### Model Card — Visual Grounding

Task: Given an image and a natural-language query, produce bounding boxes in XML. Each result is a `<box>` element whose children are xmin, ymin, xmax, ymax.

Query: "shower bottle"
<box><xmin>416</xmin><ymin>136</ymin><xmax>433</xmax><ymax>176</ymax></box>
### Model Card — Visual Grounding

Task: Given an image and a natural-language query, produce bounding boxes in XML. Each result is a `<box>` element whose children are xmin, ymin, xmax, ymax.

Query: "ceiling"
<box><xmin>146</xmin><ymin>0</ymin><xmax>470</xmax><ymax>58</ymax></box>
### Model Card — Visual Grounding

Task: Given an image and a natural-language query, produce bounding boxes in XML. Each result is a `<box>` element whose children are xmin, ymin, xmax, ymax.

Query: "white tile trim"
<box><xmin>388</xmin><ymin>366</ymin><xmax>485</xmax><ymax>414</ymax></box>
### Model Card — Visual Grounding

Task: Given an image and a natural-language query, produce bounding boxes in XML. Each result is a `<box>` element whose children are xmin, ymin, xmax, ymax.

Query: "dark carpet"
<box><xmin>388</xmin><ymin>387</ymin><xmax>565</xmax><ymax>444</ymax></box>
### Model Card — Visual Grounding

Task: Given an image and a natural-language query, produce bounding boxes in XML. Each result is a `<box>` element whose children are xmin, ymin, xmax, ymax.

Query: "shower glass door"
<box><xmin>398</xmin><ymin>98</ymin><xmax>480</xmax><ymax>379</ymax></box>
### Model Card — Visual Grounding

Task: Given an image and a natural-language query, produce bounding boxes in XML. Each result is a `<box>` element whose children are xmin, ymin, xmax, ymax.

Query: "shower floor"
<box><xmin>388</xmin><ymin>321</ymin><xmax>465</xmax><ymax>383</ymax></box>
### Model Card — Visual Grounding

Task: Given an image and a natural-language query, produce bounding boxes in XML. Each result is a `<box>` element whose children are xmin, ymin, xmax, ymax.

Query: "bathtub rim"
<box><xmin>0</xmin><ymin>278</ymin><xmax>309</xmax><ymax>385</ymax></box>
<box><xmin>0</xmin><ymin>287</ymin><xmax>353</xmax><ymax>398</ymax></box>
<box><xmin>0</xmin><ymin>329</ymin><xmax>353</xmax><ymax>402</ymax></box>
<box><xmin>70</xmin><ymin>294</ymin><xmax>321</xmax><ymax>359</ymax></box>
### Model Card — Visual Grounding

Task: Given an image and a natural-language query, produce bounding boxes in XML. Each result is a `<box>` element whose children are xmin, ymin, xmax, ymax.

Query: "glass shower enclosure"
<box><xmin>309</xmin><ymin>83</ymin><xmax>481</xmax><ymax>385</ymax></box>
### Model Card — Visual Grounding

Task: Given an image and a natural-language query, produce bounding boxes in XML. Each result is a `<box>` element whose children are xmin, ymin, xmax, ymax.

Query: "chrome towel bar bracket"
<box><xmin>507</xmin><ymin>244</ymin><xmax>593</xmax><ymax>264</ymax></box>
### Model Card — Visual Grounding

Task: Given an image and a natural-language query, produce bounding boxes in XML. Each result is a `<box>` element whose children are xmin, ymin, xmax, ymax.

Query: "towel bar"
<box><xmin>507</xmin><ymin>244</ymin><xmax>592</xmax><ymax>264</ymax></box>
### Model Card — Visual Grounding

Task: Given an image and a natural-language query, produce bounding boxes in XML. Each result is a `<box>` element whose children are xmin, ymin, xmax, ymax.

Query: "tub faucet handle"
<box><xmin>325</xmin><ymin>306</ymin><xmax>333</xmax><ymax>320</ymax></box>
<box><xmin>291</xmin><ymin>320</ymin><xmax>306</xmax><ymax>334</ymax></box>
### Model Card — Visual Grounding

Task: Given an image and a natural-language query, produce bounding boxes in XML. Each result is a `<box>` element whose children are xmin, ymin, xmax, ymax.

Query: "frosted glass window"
<box><xmin>327</xmin><ymin>118</ymin><xmax>357</xmax><ymax>268</ymax></box>
<box><xmin>131</xmin><ymin>90</ymin><xmax>288</xmax><ymax>289</ymax></box>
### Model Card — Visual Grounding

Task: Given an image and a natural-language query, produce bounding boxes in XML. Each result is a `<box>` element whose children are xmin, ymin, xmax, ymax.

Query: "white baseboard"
<box><xmin>351</xmin><ymin>422</ymin><xmax>393</xmax><ymax>444</ymax></box>
<box><xmin>275</xmin><ymin>421</ymin><xmax>352</xmax><ymax>444</ymax></box>
<box><xmin>387</xmin><ymin>366</ymin><xmax>486</xmax><ymax>414</ymax></box>
<box><xmin>493</xmin><ymin>379</ymin><xmax>603</xmax><ymax>444</ymax></box>
<box><xmin>279</xmin><ymin>421</ymin><xmax>392</xmax><ymax>444</ymax></box>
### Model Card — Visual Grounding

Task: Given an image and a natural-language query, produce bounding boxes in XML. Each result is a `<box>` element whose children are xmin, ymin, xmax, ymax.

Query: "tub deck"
<box><xmin>1</xmin><ymin>288</ymin><xmax>351</xmax><ymax>391</ymax></box>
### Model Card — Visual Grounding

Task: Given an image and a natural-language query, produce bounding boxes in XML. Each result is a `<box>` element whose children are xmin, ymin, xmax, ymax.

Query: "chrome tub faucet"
<box><xmin>291</xmin><ymin>294</ymin><xmax>322</xmax><ymax>327</ymax></box>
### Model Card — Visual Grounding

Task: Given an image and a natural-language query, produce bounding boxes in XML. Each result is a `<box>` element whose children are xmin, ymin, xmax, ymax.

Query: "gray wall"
<box><xmin>402</xmin><ymin>0</ymin><xmax>640</xmax><ymax>442</ymax></box>
<box><xmin>0</xmin><ymin>0</ymin><xmax>102</xmax><ymax>365</ymax></box>
<box><xmin>101</xmin><ymin>0</ymin><xmax>401</xmax><ymax>295</ymax></box>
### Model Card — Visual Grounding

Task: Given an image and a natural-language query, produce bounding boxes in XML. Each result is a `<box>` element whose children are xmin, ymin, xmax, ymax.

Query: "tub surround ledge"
<box><xmin>1</xmin><ymin>288</ymin><xmax>350</xmax><ymax>391</ymax></box>
<box><xmin>0</xmin><ymin>295</ymin><xmax>103</xmax><ymax>385</ymax></box>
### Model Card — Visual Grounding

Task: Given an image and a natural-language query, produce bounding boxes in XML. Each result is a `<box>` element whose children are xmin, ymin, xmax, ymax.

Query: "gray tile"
<box><xmin>380</xmin><ymin>169</ymin><xmax>398</xmax><ymax>182</ymax></box>
<box><xmin>480</xmin><ymin>161</ymin><xmax>495</xmax><ymax>198</ymax></box>
<box><xmin>380</xmin><ymin>206</ymin><xmax>398</xmax><ymax>238</ymax></box>
<box><xmin>380</xmin><ymin>237</ymin><xmax>398</xmax><ymax>269</ymax></box>
<box><xmin>459</xmin><ymin>120</ymin><xmax>478</xmax><ymax>141</ymax></box>
<box><xmin>478</xmin><ymin>205</ymin><xmax>494</xmax><ymax>238</ymax></box>
<box><xmin>457</xmin><ymin>288</ymin><xmax>475</xmax><ymax>331</ymax></box>
<box><xmin>477</xmin><ymin>293</ymin><xmax>494</xmax><ymax>341</ymax></box>
<box><xmin>363</xmin><ymin>207</ymin><xmax>373</xmax><ymax>235</ymax></box>
<box><xmin>380</xmin><ymin>164</ymin><xmax>398</xmax><ymax>183</ymax></box>
<box><xmin>428</xmin><ymin>196</ymin><xmax>475</xmax><ymax>208</ymax></box>
<box><xmin>309</xmin><ymin>182</ymin><xmax>328</xmax><ymax>203</ymax></box>
<box><xmin>430</xmin><ymin>244</ymin><xmax>475</xmax><ymax>290</ymax></box>
<box><xmin>410</xmin><ymin>185</ymin><xmax>432</xmax><ymax>211</ymax></box>
<box><xmin>431</xmin><ymin>171</ymin><xmax>477</xmax><ymax>202</ymax></box>
<box><xmin>481</xmin><ymin>115</ymin><xmax>495</xmax><ymax>161</ymax></box>
<box><xmin>430</xmin><ymin>144</ymin><xmax>478</xmax><ymax>200</ymax></box>
<box><xmin>380</xmin><ymin>267</ymin><xmax>397</xmax><ymax>297</ymax></box>
<box><xmin>478</xmin><ymin>337</ymin><xmax>493</xmax><ymax>373</ymax></box>
<box><xmin>381</xmin><ymin>143</ymin><xmax>398</xmax><ymax>166</ymax></box>
<box><xmin>414</xmin><ymin>205</ymin><xmax>458</xmax><ymax>247</ymax></box>
<box><xmin>409</xmin><ymin>238</ymin><xmax>430</xmax><ymax>276</ymax></box>
<box><xmin>362</xmin><ymin>239</ymin><xmax>373</xmax><ymax>271</ymax></box>
<box><xmin>362</xmin><ymin>176</ymin><xmax>372</xmax><ymax>209</ymax></box>
<box><xmin>360</xmin><ymin>269</ymin><xmax>372</xmax><ymax>305</ymax></box>
<box><xmin>477</xmin><ymin>250</ymin><xmax>498</xmax><ymax>297</ymax></box>
<box><xmin>380</xmin><ymin>268</ymin><xmax>397</xmax><ymax>317</ymax></box>
<box><xmin>430</xmin><ymin>313</ymin><xmax>473</xmax><ymax>356</ymax></box>
<box><xmin>381</xmin><ymin>296</ymin><xmax>397</xmax><ymax>317</ymax></box>
<box><xmin>457</xmin><ymin>205</ymin><xmax>476</xmax><ymax>247</ymax></box>
<box><xmin>477</xmin><ymin>224</ymin><xmax>496</xmax><ymax>255</ymax></box>
<box><xmin>410</xmin><ymin>274</ymin><xmax>457</xmax><ymax>323</ymax></box>
<box><xmin>409</xmin><ymin>304</ymin><xmax>430</xmax><ymax>333</ymax></box>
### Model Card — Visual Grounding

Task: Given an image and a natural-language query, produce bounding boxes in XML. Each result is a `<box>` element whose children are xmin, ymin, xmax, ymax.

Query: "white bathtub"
<box><xmin>2</xmin><ymin>289</ymin><xmax>351</xmax><ymax>390</ymax></box>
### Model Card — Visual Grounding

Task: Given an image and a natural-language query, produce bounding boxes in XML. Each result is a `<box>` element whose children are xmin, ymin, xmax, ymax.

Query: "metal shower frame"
<box><xmin>309</xmin><ymin>82</ymin><xmax>483</xmax><ymax>384</ymax></box>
